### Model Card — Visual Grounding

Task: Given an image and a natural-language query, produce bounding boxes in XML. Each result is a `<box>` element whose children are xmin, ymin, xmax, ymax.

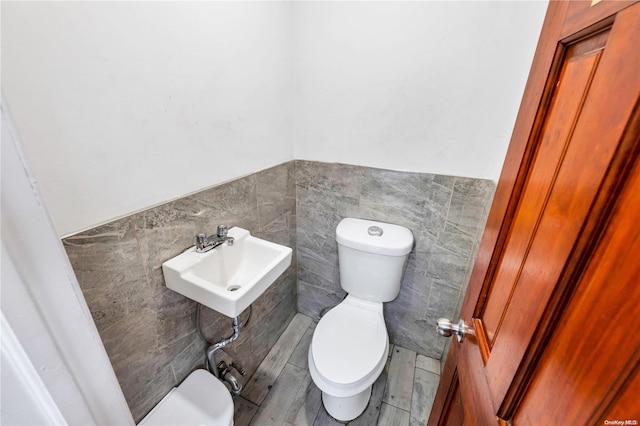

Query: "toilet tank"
<box><xmin>336</xmin><ymin>218</ymin><xmax>414</xmax><ymax>302</ymax></box>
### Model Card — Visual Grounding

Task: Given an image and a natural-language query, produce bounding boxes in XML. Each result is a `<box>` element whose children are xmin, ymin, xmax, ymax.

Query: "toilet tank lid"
<box><xmin>336</xmin><ymin>218</ymin><xmax>413</xmax><ymax>256</ymax></box>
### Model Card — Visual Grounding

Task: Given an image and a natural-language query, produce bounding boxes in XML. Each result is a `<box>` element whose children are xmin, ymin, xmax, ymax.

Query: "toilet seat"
<box><xmin>139</xmin><ymin>369</ymin><xmax>234</xmax><ymax>426</ymax></box>
<box><xmin>311</xmin><ymin>297</ymin><xmax>387</xmax><ymax>386</ymax></box>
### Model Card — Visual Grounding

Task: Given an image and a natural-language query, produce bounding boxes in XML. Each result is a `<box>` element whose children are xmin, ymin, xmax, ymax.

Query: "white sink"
<box><xmin>162</xmin><ymin>227</ymin><xmax>292</xmax><ymax>318</ymax></box>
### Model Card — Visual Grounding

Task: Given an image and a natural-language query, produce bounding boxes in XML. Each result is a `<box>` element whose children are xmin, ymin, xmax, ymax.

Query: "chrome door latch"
<box><xmin>436</xmin><ymin>318</ymin><xmax>475</xmax><ymax>343</ymax></box>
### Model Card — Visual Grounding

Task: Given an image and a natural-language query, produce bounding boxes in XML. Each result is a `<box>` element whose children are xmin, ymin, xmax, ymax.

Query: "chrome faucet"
<box><xmin>195</xmin><ymin>225</ymin><xmax>234</xmax><ymax>253</ymax></box>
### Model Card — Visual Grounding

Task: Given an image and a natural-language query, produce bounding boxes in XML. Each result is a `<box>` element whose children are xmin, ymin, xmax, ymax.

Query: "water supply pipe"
<box><xmin>205</xmin><ymin>316</ymin><xmax>241</xmax><ymax>379</ymax></box>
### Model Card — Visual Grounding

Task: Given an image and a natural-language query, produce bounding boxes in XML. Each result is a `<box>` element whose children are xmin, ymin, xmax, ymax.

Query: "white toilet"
<box><xmin>308</xmin><ymin>217</ymin><xmax>413</xmax><ymax>421</ymax></box>
<box><xmin>139</xmin><ymin>369</ymin><xmax>234</xmax><ymax>426</ymax></box>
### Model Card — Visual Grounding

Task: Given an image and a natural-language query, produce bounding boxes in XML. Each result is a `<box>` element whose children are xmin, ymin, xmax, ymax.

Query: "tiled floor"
<box><xmin>234</xmin><ymin>313</ymin><xmax>441</xmax><ymax>426</ymax></box>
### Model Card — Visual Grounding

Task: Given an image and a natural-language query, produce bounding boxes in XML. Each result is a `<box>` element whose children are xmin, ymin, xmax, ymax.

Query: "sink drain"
<box><xmin>227</xmin><ymin>285</ymin><xmax>241</xmax><ymax>292</ymax></box>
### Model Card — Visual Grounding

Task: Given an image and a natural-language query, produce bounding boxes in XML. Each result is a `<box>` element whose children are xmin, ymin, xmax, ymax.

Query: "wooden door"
<box><xmin>429</xmin><ymin>1</ymin><xmax>640</xmax><ymax>425</ymax></box>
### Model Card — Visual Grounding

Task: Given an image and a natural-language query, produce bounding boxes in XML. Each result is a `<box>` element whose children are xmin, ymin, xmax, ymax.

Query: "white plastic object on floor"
<box><xmin>138</xmin><ymin>369</ymin><xmax>233</xmax><ymax>426</ymax></box>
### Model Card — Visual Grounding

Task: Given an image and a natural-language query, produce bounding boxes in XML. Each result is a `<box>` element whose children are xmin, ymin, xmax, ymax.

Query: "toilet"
<box><xmin>139</xmin><ymin>369</ymin><xmax>234</xmax><ymax>426</ymax></box>
<box><xmin>308</xmin><ymin>218</ymin><xmax>413</xmax><ymax>421</ymax></box>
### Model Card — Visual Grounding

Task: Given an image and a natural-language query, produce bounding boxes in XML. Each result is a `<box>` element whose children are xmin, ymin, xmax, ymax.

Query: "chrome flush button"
<box><xmin>367</xmin><ymin>226</ymin><xmax>384</xmax><ymax>236</ymax></box>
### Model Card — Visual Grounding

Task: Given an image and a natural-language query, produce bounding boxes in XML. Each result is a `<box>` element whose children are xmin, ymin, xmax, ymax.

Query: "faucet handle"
<box><xmin>196</xmin><ymin>233</ymin><xmax>207</xmax><ymax>249</ymax></box>
<box><xmin>217</xmin><ymin>225</ymin><xmax>228</xmax><ymax>238</ymax></box>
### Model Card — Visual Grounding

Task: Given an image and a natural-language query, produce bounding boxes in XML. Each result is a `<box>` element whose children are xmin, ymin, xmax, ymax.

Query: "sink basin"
<box><xmin>162</xmin><ymin>227</ymin><xmax>292</xmax><ymax>318</ymax></box>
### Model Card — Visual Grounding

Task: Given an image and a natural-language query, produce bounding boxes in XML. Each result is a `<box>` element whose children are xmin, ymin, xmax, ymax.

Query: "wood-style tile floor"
<box><xmin>234</xmin><ymin>313</ymin><xmax>441</xmax><ymax>426</ymax></box>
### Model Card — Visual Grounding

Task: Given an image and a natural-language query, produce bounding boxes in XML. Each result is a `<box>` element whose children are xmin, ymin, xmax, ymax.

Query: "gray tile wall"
<box><xmin>295</xmin><ymin>160</ymin><xmax>494</xmax><ymax>360</ymax></box>
<box><xmin>62</xmin><ymin>159</ymin><xmax>494</xmax><ymax>421</ymax></box>
<box><xmin>63</xmin><ymin>162</ymin><xmax>297</xmax><ymax>422</ymax></box>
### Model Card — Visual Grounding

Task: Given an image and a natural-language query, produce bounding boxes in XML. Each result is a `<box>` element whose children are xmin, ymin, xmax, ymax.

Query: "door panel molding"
<box><xmin>463</xmin><ymin>0</ymin><xmax>570</xmax><ymax>328</ymax></box>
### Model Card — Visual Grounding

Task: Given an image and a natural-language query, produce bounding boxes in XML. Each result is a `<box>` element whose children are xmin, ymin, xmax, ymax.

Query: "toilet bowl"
<box><xmin>139</xmin><ymin>369</ymin><xmax>234</xmax><ymax>426</ymax></box>
<box><xmin>308</xmin><ymin>218</ymin><xmax>413</xmax><ymax>421</ymax></box>
<box><xmin>308</xmin><ymin>295</ymin><xmax>388</xmax><ymax>421</ymax></box>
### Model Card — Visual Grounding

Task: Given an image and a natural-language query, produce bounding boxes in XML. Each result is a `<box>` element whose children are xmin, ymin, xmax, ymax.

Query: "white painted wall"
<box><xmin>293</xmin><ymin>1</ymin><xmax>547</xmax><ymax>181</ymax></box>
<box><xmin>2</xmin><ymin>98</ymin><xmax>134</xmax><ymax>425</ymax></box>
<box><xmin>2</xmin><ymin>1</ymin><xmax>293</xmax><ymax>236</ymax></box>
<box><xmin>2</xmin><ymin>1</ymin><xmax>547</xmax><ymax>237</ymax></box>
